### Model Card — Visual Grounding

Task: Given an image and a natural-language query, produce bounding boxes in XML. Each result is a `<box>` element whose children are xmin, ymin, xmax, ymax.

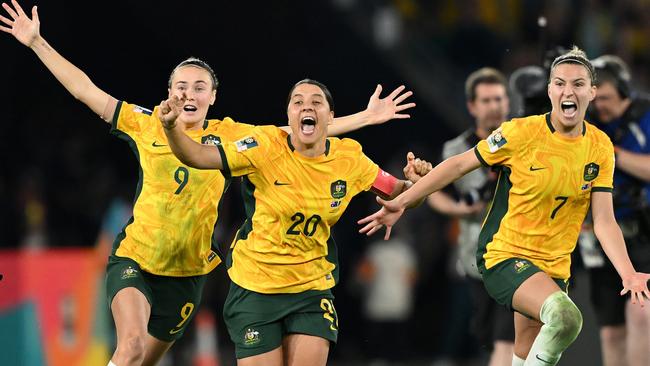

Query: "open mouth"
<box><xmin>183</xmin><ymin>105</ymin><xmax>198</xmax><ymax>112</ymax></box>
<box><xmin>300</xmin><ymin>116</ymin><xmax>316</xmax><ymax>135</ymax></box>
<box><xmin>561</xmin><ymin>101</ymin><xmax>577</xmax><ymax>118</ymax></box>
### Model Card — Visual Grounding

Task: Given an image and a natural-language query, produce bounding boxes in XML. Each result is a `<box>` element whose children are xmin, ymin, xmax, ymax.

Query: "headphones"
<box><xmin>591</xmin><ymin>55</ymin><xmax>632</xmax><ymax>99</ymax></box>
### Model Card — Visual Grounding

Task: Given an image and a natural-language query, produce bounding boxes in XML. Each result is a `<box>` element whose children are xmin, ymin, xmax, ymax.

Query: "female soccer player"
<box><xmin>0</xmin><ymin>2</ymin><xmax>416</xmax><ymax>365</ymax></box>
<box><xmin>358</xmin><ymin>46</ymin><xmax>650</xmax><ymax>366</ymax></box>
<box><xmin>159</xmin><ymin>79</ymin><xmax>430</xmax><ymax>366</ymax></box>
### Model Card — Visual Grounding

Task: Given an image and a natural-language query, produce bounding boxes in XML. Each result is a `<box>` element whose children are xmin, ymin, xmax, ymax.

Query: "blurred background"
<box><xmin>1</xmin><ymin>0</ymin><xmax>649</xmax><ymax>365</ymax></box>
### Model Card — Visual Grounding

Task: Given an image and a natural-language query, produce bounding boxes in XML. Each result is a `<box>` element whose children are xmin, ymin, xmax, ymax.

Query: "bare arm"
<box><xmin>1</xmin><ymin>1</ymin><xmax>116</xmax><ymax>122</ymax></box>
<box><xmin>277</xmin><ymin>84</ymin><xmax>416</xmax><ymax>135</ymax></box>
<box><xmin>327</xmin><ymin>85</ymin><xmax>415</xmax><ymax>136</ymax></box>
<box><xmin>614</xmin><ymin>147</ymin><xmax>650</xmax><ymax>182</ymax></box>
<box><xmin>591</xmin><ymin>191</ymin><xmax>650</xmax><ymax>304</ymax></box>
<box><xmin>427</xmin><ymin>191</ymin><xmax>484</xmax><ymax>217</ymax></box>
<box><xmin>391</xmin><ymin>149</ymin><xmax>482</xmax><ymax>209</ymax></box>
<box><xmin>359</xmin><ymin>149</ymin><xmax>481</xmax><ymax>239</ymax></box>
<box><xmin>159</xmin><ymin>95</ymin><xmax>224</xmax><ymax>170</ymax></box>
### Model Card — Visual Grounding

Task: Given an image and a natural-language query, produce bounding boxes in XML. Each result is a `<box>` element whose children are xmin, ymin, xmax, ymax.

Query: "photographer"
<box><xmin>427</xmin><ymin>67</ymin><xmax>513</xmax><ymax>366</ymax></box>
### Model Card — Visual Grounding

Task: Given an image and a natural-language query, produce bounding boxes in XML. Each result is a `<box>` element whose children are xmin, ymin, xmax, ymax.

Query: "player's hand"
<box><xmin>403</xmin><ymin>151</ymin><xmax>432</xmax><ymax>183</ymax></box>
<box><xmin>358</xmin><ymin>196</ymin><xmax>406</xmax><ymax>240</ymax></box>
<box><xmin>0</xmin><ymin>0</ymin><xmax>40</xmax><ymax>47</ymax></box>
<box><xmin>620</xmin><ymin>272</ymin><xmax>650</xmax><ymax>306</ymax></box>
<box><xmin>364</xmin><ymin>84</ymin><xmax>415</xmax><ymax>125</ymax></box>
<box><xmin>159</xmin><ymin>94</ymin><xmax>185</xmax><ymax>130</ymax></box>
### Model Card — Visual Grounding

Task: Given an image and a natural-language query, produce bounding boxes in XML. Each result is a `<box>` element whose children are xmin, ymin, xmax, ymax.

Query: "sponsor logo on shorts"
<box><xmin>121</xmin><ymin>266</ymin><xmax>139</xmax><ymax>280</ymax></box>
<box><xmin>244</xmin><ymin>328</ymin><xmax>260</xmax><ymax>346</ymax></box>
<box><xmin>514</xmin><ymin>260</ymin><xmax>531</xmax><ymax>273</ymax></box>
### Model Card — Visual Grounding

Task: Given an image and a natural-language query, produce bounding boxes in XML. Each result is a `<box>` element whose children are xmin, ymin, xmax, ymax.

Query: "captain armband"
<box><xmin>371</xmin><ymin>169</ymin><xmax>398</xmax><ymax>198</ymax></box>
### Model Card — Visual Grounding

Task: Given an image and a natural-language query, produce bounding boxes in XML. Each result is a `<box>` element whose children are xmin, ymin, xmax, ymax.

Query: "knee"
<box><xmin>117</xmin><ymin>333</ymin><xmax>146</xmax><ymax>363</ymax></box>
<box><xmin>600</xmin><ymin>325</ymin><xmax>626</xmax><ymax>344</ymax></box>
<box><xmin>557</xmin><ymin>301</ymin><xmax>583</xmax><ymax>340</ymax></box>
<box><xmin>541</xmin><ymin>292</ymin><xmax>583</xmax><ymax>343</ymax></box>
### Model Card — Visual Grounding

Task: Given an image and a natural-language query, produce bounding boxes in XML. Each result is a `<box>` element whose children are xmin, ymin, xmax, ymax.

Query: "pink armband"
<box><xmin>372</xmin><ymin>169</ymin><xmax>397</xmax><ymax>197</ymax></box>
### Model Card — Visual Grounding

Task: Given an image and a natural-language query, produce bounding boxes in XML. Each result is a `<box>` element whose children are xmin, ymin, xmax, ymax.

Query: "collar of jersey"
<box><xmin>286</xmin><ymin>135</ymin><xmax>330</xmax><ymax>157</ymax></box>
<box><xmin>545</xmin><ymin>113</ymin><xmax>586</xmax><ymax>139</ymax></box>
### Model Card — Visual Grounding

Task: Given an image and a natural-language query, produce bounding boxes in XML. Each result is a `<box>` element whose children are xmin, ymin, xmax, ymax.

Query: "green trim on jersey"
<box><xmin>474</xmin><ymin>146</ymin><xmax>490</xmax><ymax>167</ymax></box>
<box><xmin>211</xmin><ymin>176</ymin><xmax>232</xmax><ymax>260</ymax></box>
<box><xmin>216</xmin><ymin>144</ymin><xmax>231</xmax><ymax>179</ymax></box>
<box><xmin>227</xmin><ymin>176</ymin><xmax>256</xmax><ymax>269</ymax></box>
<box><xmin>592</xmin><ymin>187</ymin><xmax>613</xmax><ymax>193</ymax></box>
<box><xmin>286</xmin><ymin>135</ymin><xmax>331</xmax><ymax>156</ymax></box>
<box><xmin>477</xmin><ymin>166</ymin><xmax>512</xmax><ymax>268</ymax></box>
<box><xmin>545</xmin><ymin>113</ymin><xmax>586</xmax><ymax>136</ymax></box>
<box><xmin>325</xmin><ymin>236</ymin><xmax>339</xmax><ymax>284</ymax></box>
<box><xmin>109</xmin><ymin>101</ymin><xmax>145</xmax><ymax>254</ymax></box>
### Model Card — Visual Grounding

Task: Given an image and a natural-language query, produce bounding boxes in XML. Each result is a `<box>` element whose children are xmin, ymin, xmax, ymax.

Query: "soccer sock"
<box><xmin>525</xmin><ymin>291</ymin><xmax>582</xmax><ymax>365</ymax></box>
<box><xmin>512</xmin><ymin>354</ymin><xmax>525</xmax><ymax>366</ymax></box>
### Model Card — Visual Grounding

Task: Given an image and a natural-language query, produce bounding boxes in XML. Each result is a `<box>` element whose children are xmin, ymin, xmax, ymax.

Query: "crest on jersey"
<box><xmin>236</xmin><ymin>136</ymin><xmax>258</xmax><ymax>152</ymax></box>
<box><xmin>331</xmin><ymin>180</ymin><xmax>347</xmax><ymax>199</ymax></box>
<box><xmin>486</xmin><ymin>128</ymin><xmax>508</xmax><ymax>153</ymax></box>
<box><xmin>201</xmin><ymin>134</ymin><xmax>222</xmax><ymax>146</ymax></box>
<box><xmin>583</xmin><ymin>162</ymin><xmax>600</xmax><ymax>181</ymax></box>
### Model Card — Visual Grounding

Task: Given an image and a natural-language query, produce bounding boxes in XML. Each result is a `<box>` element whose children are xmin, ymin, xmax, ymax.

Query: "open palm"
<box><xmin>0</xmin><ymin>0</ymin><xmax>40</xmax><ymax>47</ymax></box>
<box><xmin>365</xmin><ymin>84</ymin><xmax>415</xmax><ymax>124</ymax></box>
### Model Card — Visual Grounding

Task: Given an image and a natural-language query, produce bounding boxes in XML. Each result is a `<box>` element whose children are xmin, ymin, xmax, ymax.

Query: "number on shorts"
<box><xmin>169</xmin><ymin>302</ymin><xmax>195</xmax><ymax>334</ymax></box>
<box><xmin>551</xmin><ymin>196</ymin><xmax>568</xmax><ymax>219</ymax></box>
<box><xmin>320</xmin><ymin>298</ymin><xmax>338</xmax><ymax>331</ymax></box>
<box><xmin>174</xmin><ymin>167</ymin><xmax>189</xmax><ymax>194</ymax></box>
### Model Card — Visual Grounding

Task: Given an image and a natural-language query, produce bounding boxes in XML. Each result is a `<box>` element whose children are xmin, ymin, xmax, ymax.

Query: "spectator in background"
<box><xmin>356</xmin><ymin>227</ymin><xmax>417</xmax><ymax>363</ymax></box>
<box><xmin>427</xmin><ymin>67</ymin><xmax>514</xmax><ymax>365</ymax></box>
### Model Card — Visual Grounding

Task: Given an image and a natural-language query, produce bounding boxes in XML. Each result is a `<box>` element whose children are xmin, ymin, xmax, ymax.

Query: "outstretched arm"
<box><xmin>1</xmin><ymin>1</ymin><xmax>116</xmax><ymax>122</ymax></box>
<box><xmin>358</xmin><ymin>149</ymin><xmax>481</xmax><ymax>239</ymax></box>
<box><xmin>327</xmin><ymin>84</ymin><xmax>415</xmax><ymax>136</ymax></box>
<box><xmin>160</xmin><ymin>95</ymin><xmax>224</xmax><ymax>170</ymax></box>
<box><xmin>591</xmin><ymin>191</ymin><xmax>650</xmax><ymax>305</ymax></box>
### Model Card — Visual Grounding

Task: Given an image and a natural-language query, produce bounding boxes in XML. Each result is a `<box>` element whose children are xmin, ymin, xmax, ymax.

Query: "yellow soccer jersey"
<box><xmin>475</xmin><ymin>113</ymin><xmax>614</xmax><ymax>279</ymax></box>
<box><xmin>216</xmin><ymin>126</ymin><xmax>380</xmax><ymax>293</ymax></box>
<box><xmin>110</xmin><ymin>101</ymin><xmax>255</xmax><ymax>276</ymax></box>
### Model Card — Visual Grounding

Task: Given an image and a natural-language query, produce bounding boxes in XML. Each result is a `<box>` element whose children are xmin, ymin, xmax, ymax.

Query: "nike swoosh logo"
<box><xmin>274</xmin><ymin>180</ymin><xmax>291</xmax><ymax>186</ymax></box>
<box><xmin>152</xmin><ymin>141</ymin><xmax>167</xmax><ymax>147</ymax></box>
<box><xmin>529</xmin><ymin>166</ymin><xmax>546</xmax><ymax>171</ymax></box>
<box><xmin>535</xmin><ymin>354</ymin><xmax>553</xmax><ymax>364</ymax></box>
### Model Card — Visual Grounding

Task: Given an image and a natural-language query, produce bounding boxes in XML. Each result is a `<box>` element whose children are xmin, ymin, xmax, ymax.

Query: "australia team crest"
<box><xmin>583</xmin><ymin>162</ymin><xmax>599</xmax><ymax>181</ymax></box>
<box><xmin>330</xmin><ymin>180</ymin><xmax>347</xmax><ymax>199</ymax></box>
